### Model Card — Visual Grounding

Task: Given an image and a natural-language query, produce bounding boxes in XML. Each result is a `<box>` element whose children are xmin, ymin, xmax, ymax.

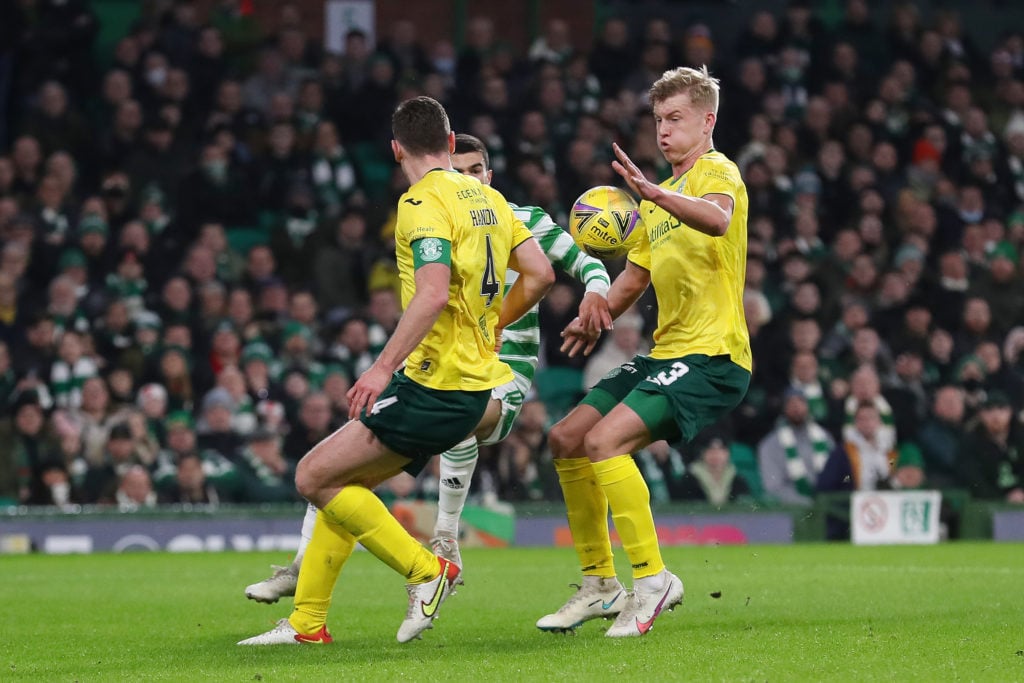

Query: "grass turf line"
<box><xmin>3</xmin><ymin>543</ymin><xmax>1022</xmax><ymax>681</ymax></box>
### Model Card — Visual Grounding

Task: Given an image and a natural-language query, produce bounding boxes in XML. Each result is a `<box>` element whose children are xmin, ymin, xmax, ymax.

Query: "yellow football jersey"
<box><xmin>627</xmin><ymin>150</ymin><xmax>752</xmax><ymax>371</ymax></box>
<box><xmin>394</xmin><ymin>169</ymin><xmax>532</xmax><ymax>390</ymax></box>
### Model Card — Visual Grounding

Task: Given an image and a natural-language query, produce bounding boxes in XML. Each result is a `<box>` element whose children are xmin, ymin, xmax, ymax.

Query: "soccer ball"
<box><xmin>568</xmin><ymin>186</ymin><xmax>642</xmax><ymax>260</ymax></box>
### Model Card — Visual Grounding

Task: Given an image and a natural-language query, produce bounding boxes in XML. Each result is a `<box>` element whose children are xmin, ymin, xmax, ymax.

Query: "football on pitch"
<box><xmin>568</xmin><ymin>185</ymin><xmax>642</xmax><ymax>260</ymax></box>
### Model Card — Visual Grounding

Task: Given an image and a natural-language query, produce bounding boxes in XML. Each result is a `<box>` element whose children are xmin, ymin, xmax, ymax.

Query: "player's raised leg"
<box><xmin>580</xmin><ymin>399</ymin><xmax>683</xmax><ymax>638</ymax></box>
<box><xmin>536</xmin><ymin>403</ymin><xmax>625</xmax><ymax>632</ymax></box>
<box><xmin>244</xmin><ymin>502</ymin><xmax>316</xmax><ymax>603</ymax></box>
<box><xmin>432</xmin><ymin>435</ymin><xmax>478</xmax><ymax>569</ymax></box>
<box><xmin>239</xmin><ymin>418</ymin><xmax>462</xmax><ymax>645</ymax></box>
<box><xmin>238</xmin><ymin>509</ymin><xmax>353</xmax><ymax>645</ymax></box>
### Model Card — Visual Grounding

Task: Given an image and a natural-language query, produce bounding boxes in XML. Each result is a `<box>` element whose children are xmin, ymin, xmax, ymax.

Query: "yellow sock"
<box><xmin>289</xmin><ymin>510</ymin><xmax>355</xmax><ymax>635</ymax></box>
<box><xmin>591</xmin><ymin>455</ymin><xmax>665</xmax><ymax>580</ymax></box>
<box><xmin>554</xmin><ymin>457</ymin><xmax>614</xmax><ymax>577</ymax></box>
<box><xmin>322</xmin><ymin>485</ymin><xmax>439</xmax><ymax>584</ymax></box>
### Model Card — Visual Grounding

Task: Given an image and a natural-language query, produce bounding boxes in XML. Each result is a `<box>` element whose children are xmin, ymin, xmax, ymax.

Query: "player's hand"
<box><xmin>577</xmin><ymin>292</ymin><xmax>613</xmax><ymax>333</ymax></box>
<box><xmin>346</xmin><ymin>363</ymin><xmax>391</xmax><ymax>421</ymax></box>
<box><xmin>611</xmin><ymin>142</ymin><xmax>660</xmax><ymax>202</ymax></box>
<box><xmin>560</xmin><ymin>317</ymin><xmax>601</xmax><ymax>358</ymax></box>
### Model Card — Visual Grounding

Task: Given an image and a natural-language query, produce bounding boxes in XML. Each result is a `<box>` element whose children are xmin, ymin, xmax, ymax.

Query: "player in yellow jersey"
<box><xmin>239</xmin><ymin>96</ymin><xmax>553</xmax><ymax>645</ymax></box>
<box><xmin>536</xmin><ymin>66</ymin><xmax>751</xmax><ymax>637</ymax></box>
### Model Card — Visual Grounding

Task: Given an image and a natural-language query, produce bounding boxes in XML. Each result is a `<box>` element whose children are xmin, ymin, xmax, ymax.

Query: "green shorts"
<box><xmin>581</xmin><ymin>354</ymin><xmax>750</xmax><ymax>444</ymax></box>
<box><xmin>360</xmin><ymin>371</ymin><xmax>491</xmax><ymax>475</ymax></box>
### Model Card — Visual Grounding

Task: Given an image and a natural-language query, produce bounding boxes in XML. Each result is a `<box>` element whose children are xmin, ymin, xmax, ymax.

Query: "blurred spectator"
<box><xmin>282</xmin><ymin>392</ymin><xmax>334</xmax><ymax>462</ymax></box>
<box><xmin>916</xmin><ymin>385</ymin><xmax>968</xmax><ymax>489</ymax></box>
<box><xmin>378</xmin><ymin>20</ymin><xmax>432</xmax><ymax>83</ymax></box>
<box><xmin>0</xmin><ymin>388</ymin><xmax>60</xmax><ymax>503</ymax></box>
<box><xmin>308</xmin><ymin>120</ymin><xmax>362</xmax><ymax>218</ymax></box>
<box><xmin>196</xmin><ymin>386</ymin><xmax>244</xmax><ymax>461</ymax></box>
<box><xmin>366</xmin><ymin>288</ymin><xmax>401</xmax><ymax>355</ymax></box>
<box><xmin>955</xmin><ymin>390</ymin><xmax>1024</xmax><ymax>502</ymax></box>
<box><xmin>673</xmin><ymin>435</ymin><xmax>752</xmax><ymax>506</ymax></box>
<box><xmin>818</xmin><ymin>400</ymin><xmax>924</xmax><ymax>494</ymax></box>
<box><xmin>240</xmin><ymin>340</ymin><xmax>280</xmax><ymax>400</ymax></box>
<box><xmin>137</xmin><ymin>382</ymin><xmax>168</xmax><ymax>446</ymax></box>
<box><xmin>81</xmin><ymin>421</ymin><xmax>146</xmax><ymax>503</ymax></box>
<box><xmin>235</xmin><ymin>429</ymin><xmax>297</xmax><ymax>502</ymax></box>
<box><xmin>582</xmin><ymin>311</ymin><xmax>647</xmax><ymax>390</ymax></box>
<box><xmin>215</xmin><ymin>364</ymin><xmax>258</xmax><ymax>435</ymax></box>
<box><xmin>68</xmin><ymin>375</ymin><xmax>115</xmax><ymax>466</ymax></box>
<box><xmin>312</xmin><ymin>208</ymin><xmax>375</xmax><ymax>316</ymax></box>
<box><xmin>151</xmin><ymin>410</ymin><xmax>240</xmax><ymax>501</ymax></box>
<box><xmin>243</xmin><ymin>49</ymin><xmax>298</xmax><ymax>115</ymax></box>
<box><xmin>327</xmin><ymin>316</ymin><xmax>373</xmax><ymax>381</ymax></box>
<box><xmin>787</xmin><ymin>350</ymin><xmax>830</xmax><ymax>425</ymax></box>
<box><xmin>883</xmin><ymin>348</ymin><xmax>929</xmax><ymax>439</ymax></box>
<box><xmin>115</xmin><ymin>465</ymin><xmax>156</xmax><ymax>511</ymax></box>
<box><xmin>758</xmin><ymin>388</ymin><xmax>834</xmax><ymax>506</ymax></box>
<box><xmin>158</xmin><ymin>452</ymin><xmax>219</xmax><ymax>505</ymax></box>
<box><xmin>841</xmin><ymin>365</ymin><xmax>896</xmax><ymax>451</ymax></box>
<box><xmin>49</xmin><ymin>329</ymin><xmax>97</xmax><ymax>409</ymax></box>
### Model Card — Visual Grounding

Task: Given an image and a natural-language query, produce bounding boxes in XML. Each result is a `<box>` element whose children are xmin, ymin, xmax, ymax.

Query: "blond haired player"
<box><xmin>538</xmin><ymin>66</ymin><xmax>751</xmax><ymax>637</ymax></box>
<box><xmin>239</xmin><ymin>96</ymin><xmax>553</xmax><ymax>645</ymax></box>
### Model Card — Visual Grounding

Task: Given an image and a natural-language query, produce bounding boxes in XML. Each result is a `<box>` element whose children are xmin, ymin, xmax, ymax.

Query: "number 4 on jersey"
<box><xmin>480</xmin><ymin>234</ymin><xmax>499</xmax><ymax>306</ymax></box>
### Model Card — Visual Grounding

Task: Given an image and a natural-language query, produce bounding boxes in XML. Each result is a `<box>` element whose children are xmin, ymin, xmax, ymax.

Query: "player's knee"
<box><xmin>549</xmin><ymin>421</ymin><xmax>583</xmax><ymax>458</ymax></box>
<box><xmin>583</xmin><ymin>422</ymin><xmax>630</xmax><ymax>461</ymax></box>
<box><xmin>294</xmin><ymin>460</ymin><xmax>316</xmax><ymax>501</ymax></box>
<box><xmin>581</xmin><ymin>429</ymin><xmax>607</xmax><ymax>460</ymax></box>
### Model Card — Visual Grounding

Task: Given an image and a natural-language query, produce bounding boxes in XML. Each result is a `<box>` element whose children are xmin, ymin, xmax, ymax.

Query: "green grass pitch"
<box><xmin>4</xmin><ymin>543</ymin><xmax>1023</xmax><ymax>681</ymax></box>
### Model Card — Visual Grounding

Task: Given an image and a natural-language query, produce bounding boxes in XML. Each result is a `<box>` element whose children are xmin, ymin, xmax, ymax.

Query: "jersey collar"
<box><xmin>669</xmin><ymin>147</ymin><xmax>716</xmax><ymax>185</ymax></box>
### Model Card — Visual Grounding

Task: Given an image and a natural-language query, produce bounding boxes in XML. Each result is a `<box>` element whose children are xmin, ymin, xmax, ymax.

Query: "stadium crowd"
<box><xmin>0</xmin><ymin>0</ymin><xmax>1023</xmax><ymax>513</ymax></box>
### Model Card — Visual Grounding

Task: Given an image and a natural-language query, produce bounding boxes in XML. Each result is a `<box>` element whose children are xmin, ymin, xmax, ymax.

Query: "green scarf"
<box><xmin>794</xmin><ymin>381</ymin><xmax>827</xmax><ymax>423</ymax></box>
<box><xmin>778</xmin><ymin>422</ymin><xmax>831</xmax><ymax>496</ymax></box>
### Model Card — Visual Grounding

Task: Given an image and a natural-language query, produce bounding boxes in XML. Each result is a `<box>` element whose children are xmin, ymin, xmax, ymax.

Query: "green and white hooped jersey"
<box><xmin>499</xmin><ymin>203</ymin><xmax>610</xmax><ymax>387</ymax></box>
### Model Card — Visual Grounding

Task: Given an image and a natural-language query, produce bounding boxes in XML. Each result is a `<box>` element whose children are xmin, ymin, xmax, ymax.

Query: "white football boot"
<box><xmin>536</xmin><ymin>576</ymin><xmax>626</xmax><ymax>632</ymax></box>
<box><xmin>605</xmin><ymin>570</ymin><xmax>684</xmax><ymax>637</ymax></box>
<box><xmin>396</xmin><ymin>558</ymin><xmax>461</xmax><ymax>643</ymax></box>
<box><xmin>237</xmin><ymin>618</ymin><xmax>332</xmax><ymax>645</ymax></box>
<box><xmin>245</xmin><ymin>564</ymin><xmax>298</xmax><ymax>604</ymax></box>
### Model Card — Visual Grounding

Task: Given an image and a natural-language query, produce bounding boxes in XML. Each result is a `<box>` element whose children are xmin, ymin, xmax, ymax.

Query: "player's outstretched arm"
<box><xmin>561</xmin><ymin>260</ymin><xmax>650</xmax><ymax>357</ymax></box>
<box><xmin>498</xmin><ymin>236</ymin><xmax>555</xmax><ymax>338</ymax></box>
<box><xmin>612</xmin><ymin>142</ymin><xmax>732</xmax><ymax>237</ymax></box>
<box><xmin>347</xmin><ymin>261</ymin><xmax>451</xmax><ymax>419</ymax></box>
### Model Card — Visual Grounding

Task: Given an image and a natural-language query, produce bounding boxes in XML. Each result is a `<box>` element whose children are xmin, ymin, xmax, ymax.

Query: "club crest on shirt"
<box><xmin>418</xmin><ymin>237</ymin><xmax>444</xmax><ymax>262</ymax></box>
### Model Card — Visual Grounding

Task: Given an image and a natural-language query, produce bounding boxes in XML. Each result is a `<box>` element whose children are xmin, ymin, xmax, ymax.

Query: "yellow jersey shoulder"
<box><xmin>689</xmin><ymin>152</ymin><xmax>742</xmax><ymax>195</ymax></box>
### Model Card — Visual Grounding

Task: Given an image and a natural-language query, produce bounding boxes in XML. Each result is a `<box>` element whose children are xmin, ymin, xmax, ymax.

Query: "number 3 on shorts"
<box><xmin>650</xmin><ymin>361</ymin><xmax>689</xmax><ymax>386</ymax></box>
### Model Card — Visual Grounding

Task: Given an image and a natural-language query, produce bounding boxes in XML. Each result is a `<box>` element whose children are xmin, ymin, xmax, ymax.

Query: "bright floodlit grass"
<box><xmin>3</xmin><ymin>543</ymin><xmax>1023</xmax><ymax>681</ymax></box>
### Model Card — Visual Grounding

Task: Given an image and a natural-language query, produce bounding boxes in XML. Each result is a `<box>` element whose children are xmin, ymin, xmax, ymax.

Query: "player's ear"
<box><xmin>447</xmin><ymin>131</ymin><xmax>456</xmax><ymax>154</ymax></box>
<box><xmin>486</xmin><ymin>169</ymin><xmax>493</xmax><ymax>184</ymax></box>
<box><xmin>391</xmin><ymin>139</ymin><xmax>402</xmax><ymax>162</ymax></box>
<box><xmin>705</xmin><ymin>112</ymin><xmax>716</xmax><ymax>134</ymax></box>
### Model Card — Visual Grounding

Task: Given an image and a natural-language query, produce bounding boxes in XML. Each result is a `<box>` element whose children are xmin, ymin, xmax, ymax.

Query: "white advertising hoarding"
<box><xmin>851</xmin><ymin>491</ymin><xmax>942</xmax><ymax>545</ymax></box>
